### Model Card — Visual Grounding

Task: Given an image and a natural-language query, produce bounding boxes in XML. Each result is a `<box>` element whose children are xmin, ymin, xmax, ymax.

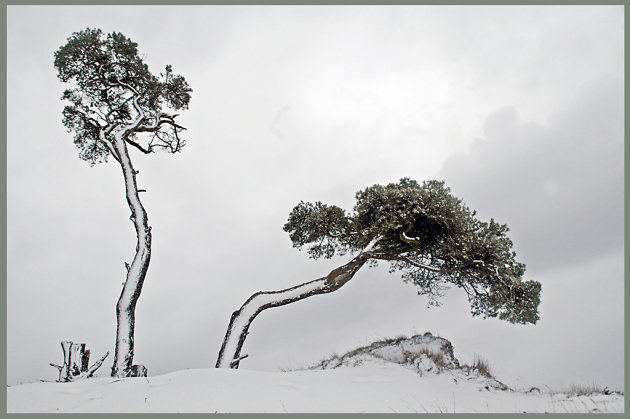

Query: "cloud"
<box><xmin>437</xmin><ymin>77</ymin><xmax>623</xmax><ymax>272</ymax></box>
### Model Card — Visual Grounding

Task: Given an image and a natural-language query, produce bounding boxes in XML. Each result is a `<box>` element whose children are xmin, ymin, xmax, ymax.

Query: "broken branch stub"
<box><xmin>50</xmin><ymin>341</ymin><xmax>109</xmax><ymax>382</ymax></box>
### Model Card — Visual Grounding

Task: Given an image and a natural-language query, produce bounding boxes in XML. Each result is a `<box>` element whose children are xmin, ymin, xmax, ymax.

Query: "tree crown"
<box><xmin>54</xmin><ymin>28</ymin><xmax>192</xmax><ymax>164</ymax></box>
<box><xmin>283</xmin><ymin>178</ymin><xmax>541</xmax><ymax>325</ymax></box>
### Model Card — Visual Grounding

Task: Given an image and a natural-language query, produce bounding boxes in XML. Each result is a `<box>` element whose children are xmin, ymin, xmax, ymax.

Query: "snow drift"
<box><xmin>7</xmin><ymin>333</ymin><xmax>624</xmax><ymax>413</ymax></box>
<box><xmin>308</xmin><ymin>332</ymin><xmax>509</xmax><ymax>391</ymax></box>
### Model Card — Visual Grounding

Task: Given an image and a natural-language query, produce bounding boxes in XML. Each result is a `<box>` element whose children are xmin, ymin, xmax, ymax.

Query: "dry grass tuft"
<box><xmin>471</xmin><ymin>354</ymin><xmax>493</xmax><ymax>378</ymax></box>
<box><xmin>403</xmin><ymin>348</ymin><xmax>450</xmax><ymax>371</ymax></box>
<box><xmin>422</xmin><ymin>349</ymin><xmax>449</xmax><ymax>369</ymax></box>
<box><xmin>567</xmin><ymin>381</ymin><xmax>605</xmax><ymax>396</ymax></box>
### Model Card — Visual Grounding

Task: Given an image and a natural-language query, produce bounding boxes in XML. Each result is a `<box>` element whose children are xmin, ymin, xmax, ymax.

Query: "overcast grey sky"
<box><xmin>7</xmin><ymin>5</ymin><xmax>624</xmax><ymax>391</ymax></box>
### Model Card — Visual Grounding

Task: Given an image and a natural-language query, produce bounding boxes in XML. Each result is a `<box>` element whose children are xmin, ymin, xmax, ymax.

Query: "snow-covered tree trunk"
<box><xmin>55</xmin><ymin>30</ymin><xmax>192</xmax><ymax>379</ymax></box>
<box><xmin>110</xmin><ymin>135</ymin><xmax>151</xmax><ymax>378</ymax></box>
<box><xmin>216</xmin><ymin>252</ymin><xmax>371</xmax><ymax>369</ymax></box>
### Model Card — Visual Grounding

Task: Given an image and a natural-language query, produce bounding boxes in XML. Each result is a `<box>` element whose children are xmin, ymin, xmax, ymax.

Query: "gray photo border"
<box><xmin>1</xmin><ymin>1</ymin><xmax>627</xmax><ymax>418</ymax></box>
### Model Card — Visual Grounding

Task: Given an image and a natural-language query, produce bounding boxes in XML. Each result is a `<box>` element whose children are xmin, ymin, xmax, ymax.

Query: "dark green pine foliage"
<box><xmin>54</xmin><ymin>28</ymin><xmax>192</xmax><ymax>164</ymax></box>
<box><xmin>284</xmin><ymin>179</ymin><xmax>541</xmax><ymax>325</ymax></box>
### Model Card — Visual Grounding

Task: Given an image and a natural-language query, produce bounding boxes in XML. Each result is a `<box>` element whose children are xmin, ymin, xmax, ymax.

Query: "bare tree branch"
<box><xmin>86</xmin><ymin>351</ymin><xmax>110</xmax><ymax>378</ymax></box>
<box><xmin>125</xmin><ymin>138</ymin><xmax>152</xmax><ymax>154</ymax></box>
<box><xmin>391</xmin><ymin>255</ymin><xmax>445</xmax><ymax>273</ymax></box>
<box><xmin>400</xmin><ymin>231</ymin><xmax>421</xmax><ymax>244</ymax></box>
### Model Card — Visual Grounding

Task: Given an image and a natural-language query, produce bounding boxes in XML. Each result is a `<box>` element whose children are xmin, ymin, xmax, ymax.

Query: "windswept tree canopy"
<box><xmin>54</xmin><ymin>28</ymin><xmax>192</xmax><ymax>164</ymax></box>
<box><xmin>284</xmin><ymin>179</ymin><xmax>541</xmax><ymax>325</ymax></box>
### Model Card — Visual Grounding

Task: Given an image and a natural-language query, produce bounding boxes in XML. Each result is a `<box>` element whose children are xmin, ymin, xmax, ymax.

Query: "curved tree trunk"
<box><xmin>216</xmin><ymin>252</ymin><xmax>371</xmax><ymax>369</ymax></box>
<box><xmin>110</xmin><ymin>135</ymin><xmax>151</xmax><ymax>378</ymax></box>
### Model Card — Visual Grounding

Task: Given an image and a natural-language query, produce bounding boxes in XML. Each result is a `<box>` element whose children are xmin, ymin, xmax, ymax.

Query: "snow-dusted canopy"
<box><xmin>284</xmin><ymin>178</ymin><xmax>541</xmax><ymax>325</ymax></box>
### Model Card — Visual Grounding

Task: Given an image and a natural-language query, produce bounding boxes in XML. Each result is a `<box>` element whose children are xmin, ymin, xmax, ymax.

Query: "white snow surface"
<box><xmin>8</xmin><ymin>334</ymin><xmax>624</xmax><ymax>413</ymax></box>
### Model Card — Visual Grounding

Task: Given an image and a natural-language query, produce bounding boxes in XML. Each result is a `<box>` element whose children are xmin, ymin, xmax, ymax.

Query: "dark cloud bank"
<box><xmin>438</xmin><ymin>77</ymin><xmax>623</xmax><ymax>273</ymax></box>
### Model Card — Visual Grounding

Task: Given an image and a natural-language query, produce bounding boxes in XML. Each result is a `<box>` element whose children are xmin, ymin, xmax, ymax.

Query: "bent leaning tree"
<box><xmin>217</xmin><ymin>178</ymin><xmax>541</xmax><ymax>369</ymax></box>
<box><xmin>54</xmin><ymin>28</ymin><xmax>192</xmax><ymax>377</ymax></box>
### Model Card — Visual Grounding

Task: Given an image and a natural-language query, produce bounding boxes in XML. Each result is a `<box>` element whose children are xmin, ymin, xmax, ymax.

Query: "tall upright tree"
<box><xmin>216</xmin><ymin>178</ymin><xmax>541</xmax><ymax>369</ymax></box>
<box><xmin>54</xmin><ymin>28</ymin><xmax>192</xmax><ymax>377</ymax></box>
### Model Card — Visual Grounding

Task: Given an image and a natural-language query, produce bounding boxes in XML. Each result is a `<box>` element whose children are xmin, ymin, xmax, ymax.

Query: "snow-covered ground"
<box><xmin>7</xmin><ymin>334</ymin><xmax>624</xmax><ymax>413</ymax></box>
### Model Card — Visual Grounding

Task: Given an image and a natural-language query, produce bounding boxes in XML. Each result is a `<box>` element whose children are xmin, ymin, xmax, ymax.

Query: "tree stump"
<box><xmin>130</xmin><ymin>364</ymin><xmax>148</xmax><ymax>378</ymax></box>
<box><xmin>50</xmin><ymin>341</ymin><xmax>109</xmax><ymax>382</ymax></box>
